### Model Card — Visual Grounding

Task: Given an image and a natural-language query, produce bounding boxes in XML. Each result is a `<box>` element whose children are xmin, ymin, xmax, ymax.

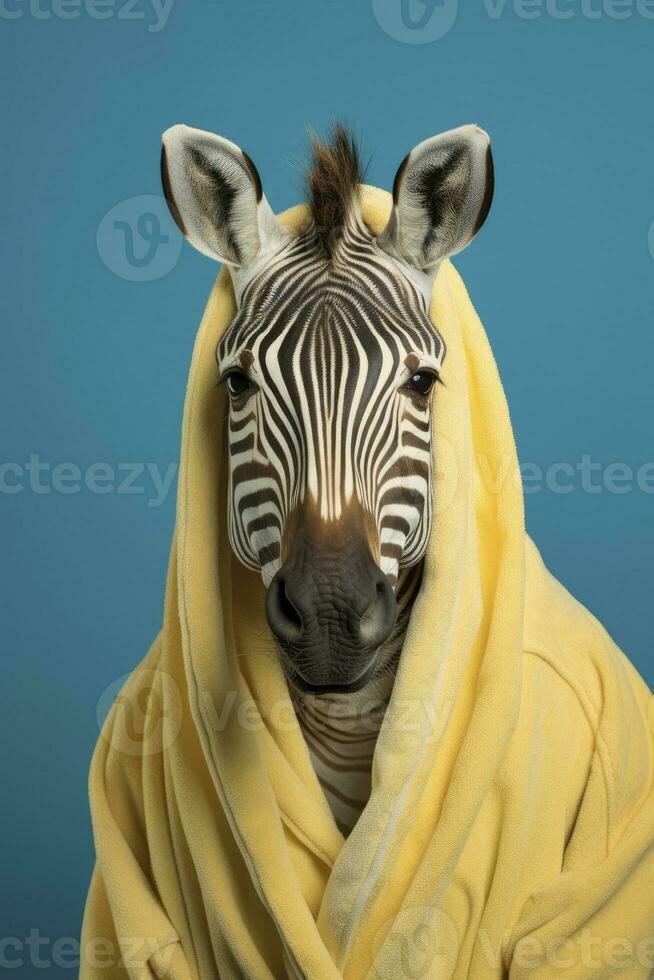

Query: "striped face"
<box><xmin>161</xmin><ymin>121</ymin><xmax>493</xmax><ymax>691</ymax></box>
<box><xmin>217</xmin><ymin>215</ymin><xmax>444</xmax><ymax>591</ymax></box>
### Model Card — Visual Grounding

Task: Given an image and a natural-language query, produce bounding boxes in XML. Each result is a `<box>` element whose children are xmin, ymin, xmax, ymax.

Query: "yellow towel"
<box><xmin>80</xmin><ymin>189</ymin><xmax>654</xmax><ymax>979</ymax></box>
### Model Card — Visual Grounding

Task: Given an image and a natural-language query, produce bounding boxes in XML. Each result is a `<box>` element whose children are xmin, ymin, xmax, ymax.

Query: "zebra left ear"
<box><xmin>161</xmin><ymin>124</ymin><xmax>290</xmax><ymax>298</ymax></box>
<box><xmin>377</xmin><ymin>124</ymin><xmax>494</xmax><ymax>284</ymax></box>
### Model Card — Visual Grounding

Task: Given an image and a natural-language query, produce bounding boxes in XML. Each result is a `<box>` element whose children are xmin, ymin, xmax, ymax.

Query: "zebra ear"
<box><xmin>161</xmin><ymin>124</ymin><xmax>290</xmax><ymax>288</ymax></box>
<box><xmin>377</xmin><ymin>124</ymin><xmax>494</xmax><ymax>278</ymax></box>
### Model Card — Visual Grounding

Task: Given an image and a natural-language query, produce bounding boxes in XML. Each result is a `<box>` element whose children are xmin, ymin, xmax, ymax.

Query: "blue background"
<box><xmin>1</xmin><ymin>0</ymin><xmax>653</xmax><ymax>973</ymax></box>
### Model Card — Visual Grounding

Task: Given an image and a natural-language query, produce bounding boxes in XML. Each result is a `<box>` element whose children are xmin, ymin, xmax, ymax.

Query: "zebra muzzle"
<box><xmin>265</xmin><ymin>522</ymin><xmax>397</xmax><ymax>694</ymax></box>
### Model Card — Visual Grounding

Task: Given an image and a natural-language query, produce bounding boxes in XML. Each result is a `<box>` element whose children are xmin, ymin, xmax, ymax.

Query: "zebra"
<box><xmin>161</xmin><ymin>121</ymin><xmax>493</xmax><ymax>833</ymax></box>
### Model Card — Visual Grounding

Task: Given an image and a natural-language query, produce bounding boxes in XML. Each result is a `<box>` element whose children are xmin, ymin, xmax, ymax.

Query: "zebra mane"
<box><xmin>306</xmin><ymin>123</ymin><xmax>366</xmax><ymax>253</ymax></box>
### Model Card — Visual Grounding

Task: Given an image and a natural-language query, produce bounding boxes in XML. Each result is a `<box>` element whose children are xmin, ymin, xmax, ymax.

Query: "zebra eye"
<box><xmin>404</xmin><ymin>370</ymin><xmax>438</xmax><ymax>397</ymax></box>
<box><xmin>224</xmin><ymin>369</ymin><xmax>255</xmax><ymax>399</ymax></box>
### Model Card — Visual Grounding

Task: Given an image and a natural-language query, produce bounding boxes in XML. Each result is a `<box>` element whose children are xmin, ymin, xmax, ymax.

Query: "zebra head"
<box><xmin>161</xmin><ymin>123</ymin><xmax>493</xmax><ymax>693</ymax></box>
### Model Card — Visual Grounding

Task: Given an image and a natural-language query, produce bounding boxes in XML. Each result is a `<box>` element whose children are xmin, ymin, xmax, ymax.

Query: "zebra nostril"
<box><xmin>266</xmin><ymin>573</ymin><xmax>303</xmax><ymax>643</ymax></box>
<box><xmin>358</xmin><ymin>576</ymin><xmax>397</xmax><ymax>650</ymax></box>
<box><xmin>279</xmin><ymin>581</ymin><xmax>302</xmax><ymax>629</ymax></box>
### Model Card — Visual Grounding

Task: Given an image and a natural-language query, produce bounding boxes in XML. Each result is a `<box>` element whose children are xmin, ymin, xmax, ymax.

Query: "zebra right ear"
<box><xmin>161</xmin><ymin>125</ymin><xmax>290</xmax><ymax>291</ymax></box>
<box><xmin>377</xmin><ymin>124</ymin><xmax>494</xmax><ymax>282</ymax></box>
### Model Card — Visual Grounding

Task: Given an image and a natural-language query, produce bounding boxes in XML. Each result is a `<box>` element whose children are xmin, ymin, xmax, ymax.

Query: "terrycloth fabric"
<box><xmin>80</xmin><ymin>189</ymin><xmax>654</xmax><ymax>979</ymax></box>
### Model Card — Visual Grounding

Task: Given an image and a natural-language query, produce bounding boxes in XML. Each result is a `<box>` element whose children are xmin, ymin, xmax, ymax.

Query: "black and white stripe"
<box><xmin>217</xmin><ymin>214</ymin><xmax>444</xmax><ymax>589</ymax></box>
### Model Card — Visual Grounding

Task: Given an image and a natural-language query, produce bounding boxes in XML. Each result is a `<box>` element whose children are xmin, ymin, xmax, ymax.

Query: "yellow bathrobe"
<box><xmin>80</xmin><ymin>190</ymin><xmax>654</xmax><ymax>979</ymax></box>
